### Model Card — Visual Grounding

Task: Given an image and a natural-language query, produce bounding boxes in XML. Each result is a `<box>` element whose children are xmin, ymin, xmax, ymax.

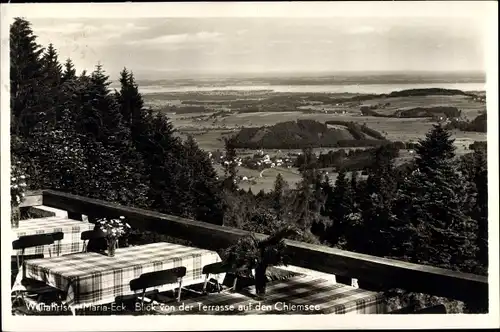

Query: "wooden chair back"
<box><xmin>201</xmin><ymin>262</ymin><xmax>243</xmax><ymax>293</ymax></box>
<box><xmin>12</xmin><ymin>234</ymin><xmax>56</xmax><ymax>274</ymax></box>
<box><xmin>81</xmin><ymin>229</ymin><xmax>107</xmax><ymax>252</ymax></box>
<box><xmin>50</xmin><ymin>232</ymin><xmax>64</xmax><ymax>242</ymax></box>
<box><xmin>130</xmin><ymin>266</ymin><xmax>187</xmax><ymax>305</ymax></box>
<box><xmin>12</xmin><ymin>234</ymin><xmax>55</xmax><ymax>251</ymax></box>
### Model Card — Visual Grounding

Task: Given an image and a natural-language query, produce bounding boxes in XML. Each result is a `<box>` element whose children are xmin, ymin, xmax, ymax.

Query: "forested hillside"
<box><xmin>231</xmin><ymin>119</ymin><xmax>387</xmax><ymax>149</ymax></box>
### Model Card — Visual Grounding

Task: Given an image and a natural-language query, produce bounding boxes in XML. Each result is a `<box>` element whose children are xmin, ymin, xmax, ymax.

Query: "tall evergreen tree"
<box><xmin>323</xmin><ymin>169</ymin><xmax>354</xmax><ymax>246</ymax></box>
<box><xmin>40</xmin><ymin>43</ymin><xmax>64</xmax><ymax>125</ymax></box>
<box><xmin>62</xmin><ymin>58</ymin><xmax>76</xmax><ymax>81</ymax></box>
<box><xmin>290</xmin><ymin>148</ymin><xmax>326</xmax><ymax>241</ymax></box>
<box><xmin>392</xmin><ymin>124</ymin><xmax>478</xmax><ymax>272</ymax></box>
<box><xmin>10</xmin><ymin>17</ymin><xmax>45</xmax><ymax>135</ymax></box>
<box><xmin>469</xmin><ymin>148</ymin><xmax>488</xmax><ymax>274</ymax></box>
<box><xmin>41</xmin><ymin>43</ymin><xmax>62</xmax><ymax>83</ymax></box>
<box><xmin>356</xmin><ymin>144</ymin><xmax>399</xmax><ymax>255</ymax></box>
<box><xmin>117</xmin><ymin>70</ymin><xmax>149</xmax><ymax>143</ymax></box>
<box><xmin>178</xmin><ymin>136</ymin><xmax>224</xmax><ymax>224</ymax></box>
<box><xmin>271</xmin><ymin>173</ymin><xmax>289</xmax><ymax>219</ymax></box>
<box><xmin>74</xmin><ymin>64</ymin><xmax>149</xmax><ymax>207</ymax></box>
<box><xmin>140</xmin><ymin>112</ymin><xmax>184</xmax><ymax>213</ymax></box>
<box><xmin>117</xmin><ymin>68</ymin><xmax>133</xmax><ymax>126</ymax></box>
<box><xmin>89</xmin><ymin>64</ymin><xmax>127</xmax><ymax>142</ymax></box>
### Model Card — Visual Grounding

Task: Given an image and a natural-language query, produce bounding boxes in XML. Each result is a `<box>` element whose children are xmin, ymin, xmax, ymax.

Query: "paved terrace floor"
<box><xmin>13</xmin><ymin>272</ymin><xmax>386</xmax><ymax>316</ymax></box>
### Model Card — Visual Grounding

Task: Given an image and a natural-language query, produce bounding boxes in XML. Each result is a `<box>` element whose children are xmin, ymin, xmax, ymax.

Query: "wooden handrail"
<box><xmin>41</xmin><ymin>189</ymin><xmax>488</xmax><ymax>305</ymax></box>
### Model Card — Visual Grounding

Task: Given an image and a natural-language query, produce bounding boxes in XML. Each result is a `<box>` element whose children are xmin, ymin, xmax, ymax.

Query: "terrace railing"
<box><xmin>21</xmin><ymin>190</ymin><xmax>488</xmax><ymax>309</ymax></box>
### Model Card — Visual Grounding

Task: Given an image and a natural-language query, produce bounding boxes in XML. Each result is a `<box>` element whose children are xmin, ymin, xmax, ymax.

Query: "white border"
<box><xmin>1</xmin><ymin>2</ymin><xmax>498</xmax><ymax>331</ymax></box>
<box><xmin>0</xmin><ymin>1</ymin><xmax>493</xmax><ymax>18</ymax></box>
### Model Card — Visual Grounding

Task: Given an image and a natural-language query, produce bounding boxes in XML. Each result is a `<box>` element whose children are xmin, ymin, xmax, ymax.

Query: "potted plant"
<box><xmin>96</xmin><ymin>216</ymin><xmax>131</xmax><ymax>257</ymax></box>
<box><xmin>10</xmin><ymin>158</ymin><xmax>27</xmax><ymax>229</ymax></box>
<box><xmin>223</xmin><ymin>225</ymin><xmax>302</xmax><ymax>299</ymax></box>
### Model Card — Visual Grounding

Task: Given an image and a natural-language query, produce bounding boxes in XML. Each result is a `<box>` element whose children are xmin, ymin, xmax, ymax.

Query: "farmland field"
<box><xmin>214</xmin><ymin>164</ymin><xmax>303</xmax><ymax>193</ymax></box>
<box><xmin>173</xmin><ymin>112</ymin><xmax>486</xmax><ymax>152</ymax></box>
<box><xmin>144</xmin><ymin>86</ymin><xmax>487</xmax><ymax>192</ymax></box>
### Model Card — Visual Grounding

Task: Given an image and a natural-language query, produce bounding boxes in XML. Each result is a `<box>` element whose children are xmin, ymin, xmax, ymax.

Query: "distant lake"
<box><xmin>139</xmin><ymin>82</ymin><xmax>486</xmax><ymax>95</ymax></box>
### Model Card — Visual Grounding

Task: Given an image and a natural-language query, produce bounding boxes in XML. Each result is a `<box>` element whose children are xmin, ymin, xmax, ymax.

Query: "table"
<box><xmin>12</xmin><ymin>217</ymin><xmax>95</xmax><ymax>256</ymax></box>
<box><xmin>164</xmin><ymin>275</ymin><xmax>387</xmax><ymax>315</ymax></box>
<box><xmin>13</xmin><ymin>242</ymin><xmax>224</xmax><ymax>309</ymax></box>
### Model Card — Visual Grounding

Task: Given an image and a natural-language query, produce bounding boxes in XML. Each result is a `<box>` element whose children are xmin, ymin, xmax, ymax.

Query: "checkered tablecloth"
<box><xmin>159</xmin><ymin>275</ymin><xmax>386</xmax><ymax>315</ymax></box>
<box><xmin>14</xmin><ymin>242</ymin><xmax>224</xmax><ymax>309</ymax></box>
<box><xmin>12</xmin><ymin>217</ymin><xmax>95</xmax><ymax>257</ymax></box>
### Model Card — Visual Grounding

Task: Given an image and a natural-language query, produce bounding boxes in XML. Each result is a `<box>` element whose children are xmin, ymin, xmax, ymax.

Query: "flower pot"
<box><xmin>11</xmin><ymin>206</ymin><xmax>20</xmax><ymax>229</ymax></box>
<box><xmin>107</xmin><ymin>239</ymin><xmax>117</xmax><ymax>257</ymax></box>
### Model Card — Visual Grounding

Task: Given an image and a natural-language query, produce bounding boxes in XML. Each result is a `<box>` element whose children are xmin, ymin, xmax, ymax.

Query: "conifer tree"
<box><xmin>222</xmin><ymin>137</ymin><xmax>238</xmax><ymax>191</ymax></box>
<box><xmin>62</xmin><ymin>58</ymin><xmax>77</xmax><ymax>81</ymax></box>
<box><xmin>356</xmin><ymin>144</ymin><xmax>399</xmax><ymax>255</ymax></box>
<box><xmin>41</xmin><ymin>43</ymin><xmax>62</xmax><ymax>83</ymax></box>
<box><xmin>178</xmin><ymin>136</ymin><xmax>224</xmax><ymax>224</ymax></box>
<box><xmin>392</xmin><ymin>124</ymin><xmax>478</xmax><ymax>272</ymax></box>
<box><xmin>117</xmin><ymin>70</ymin><xmax>149</xmax><ymax>144</ymax></box>
<box><xmin>89</xmin><ymin>63</ymin><xmax>126</xmax><ymax>142</ymax></box>
<box><xmin>10</xmin><ymin>17</ymin><xmax>45</xmax><ymax>135</ymax></box>
<box><xmin>40</xmin><ymin>43</ymin><xmax>63</xmax><ymax>125</ymax></box>
<box><xmin>271</xmin><ymin>173</ymin><xmax>289</xmax><ymax>219</ymax></box>
<box><xmin>74</xmin><ymin>64</ymin><xmax>149</xmax><ymax>207</ymax></box>
<box><xmin>291</xmin><ymin>148</ymin><xmax>327</xmax><ymax>240</ymax></box>
<box><xmin>471</xmin><ymin>148</ymin><xmax>488</xmax><ymax>274</ymax></box>
<box><xmin>117</xmin><ymin>68</ymin><xmax>133</xmax><ymax>126</ymax></box>
<box><xmin>141</xmin><ymin>112</ymin><xmax>184</xmax><ymax>212</ymax></box>
<box><xmin>324</xmin><ymin>169</ymin><xmax>353</xmax><ymax>246</ymax></box>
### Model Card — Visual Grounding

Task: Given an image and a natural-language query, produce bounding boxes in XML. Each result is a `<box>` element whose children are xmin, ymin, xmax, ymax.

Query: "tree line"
<box><xmin>10</xmin><ymin>18</ymin><xmax>224</xmax><ymax>225</ymax></box>
<box><xmin>446</xmin><ymin>113</ymin><xmax>487</xmax><ymax>133</ymax></box>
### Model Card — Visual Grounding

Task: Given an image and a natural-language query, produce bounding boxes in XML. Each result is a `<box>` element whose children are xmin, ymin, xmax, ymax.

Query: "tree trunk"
<box><xmin>255</xmin><ymin>264</ymin><xmax>267</xmax><ymax>297</ymax></box>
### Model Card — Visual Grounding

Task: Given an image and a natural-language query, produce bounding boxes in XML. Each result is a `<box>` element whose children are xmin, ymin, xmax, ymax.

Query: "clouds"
<box><xmin>26</xmin><ymin>17</ymin><xmax>486</xmax><ymax>78</ymax></box>
<box><xmin>32</xmin><ymin>19</ymin><xmax>149</xmax><ymax>41</ymax></box>
<box><xmin>127</xmin><ymin>31</ymin><xmax>223</xmax><ymax>46</ymax></box>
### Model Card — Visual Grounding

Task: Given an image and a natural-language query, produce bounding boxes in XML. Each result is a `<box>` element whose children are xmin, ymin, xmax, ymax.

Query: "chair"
<box><xmin>128</xmin><ymin>267</ymin><xmax>187</xmax><ymax>311</ymax></box>
<box><xmin>201</xmin><ymin>262</ymin><xmax>246</xmax><ymax>294</ymax></box>
<box><xmin>12</xmin><ymin>234</ymin><xmax>64</xmax><ymax>308</ymax></box>
<box><xmin>81</xmin><ymin>229</ymin><xmax>107</xmax><ymax>253</ymax></box>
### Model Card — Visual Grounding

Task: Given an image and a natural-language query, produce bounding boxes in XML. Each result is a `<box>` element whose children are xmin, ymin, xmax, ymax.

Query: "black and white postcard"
<box><xmin>1</xmin><ymin>1</ymin><xmax>498</xmax><ymax>331</ymax></box>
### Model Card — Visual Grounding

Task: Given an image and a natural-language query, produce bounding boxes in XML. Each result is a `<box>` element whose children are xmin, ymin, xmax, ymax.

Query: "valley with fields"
<box><xmin>142</xmin><ymin>82</ymin><xmax>487</xmax><ymax>193</ymax></box>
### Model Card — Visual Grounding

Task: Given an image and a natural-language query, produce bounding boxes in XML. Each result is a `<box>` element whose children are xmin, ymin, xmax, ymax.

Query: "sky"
<box><xmin>18</xmin><ymin>10</ymin><xmax>489</xmax><ymax>80</ymax></box>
